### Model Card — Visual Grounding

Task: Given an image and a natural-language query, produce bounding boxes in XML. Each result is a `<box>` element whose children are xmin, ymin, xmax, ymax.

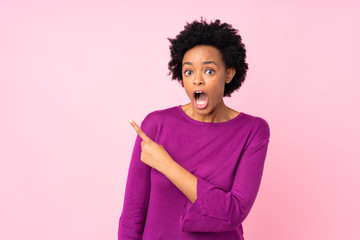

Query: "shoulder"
<box><xmin>241</xmin><ymin>112</ymin><xmax>270</xmax><ymax>143</ymax></box>
<box><xmin>140</xmin><ymin>105</ymin><xmax>179</xmax><ymax>137</ymax></box>
<box><xmin>142</xmin><ymin>105</ymin><xmax>178</xmax><ymax>125</ymax></box>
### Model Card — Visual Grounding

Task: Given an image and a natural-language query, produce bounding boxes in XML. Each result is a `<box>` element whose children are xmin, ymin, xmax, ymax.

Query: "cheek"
<box><xmin>183</xmin><ymin>82</ymin><xmax>192</xmax><ymax>97</ymax></box>
<box><xmin>214</xmin><ymin>78</ymin><xmax>226</xmax><ymax>94</ymax></box>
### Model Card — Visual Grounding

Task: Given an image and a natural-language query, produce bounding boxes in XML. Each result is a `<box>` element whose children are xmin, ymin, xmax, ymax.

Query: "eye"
<box><xmin>184</xmin><ymin>70</ymin><xmax>192</xmax><ymax>76</ymax></box>
<box><xmin>205</xmin><ymin>69</ymin><xmax>215</xmax><ymax>75</ymax></box>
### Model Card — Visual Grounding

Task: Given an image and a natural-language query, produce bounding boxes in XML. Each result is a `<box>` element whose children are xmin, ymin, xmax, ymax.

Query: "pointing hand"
<box><xmin>129</xmin><ymin>119</ymin><xmax>173</xmax><ymax>171</ymax></box>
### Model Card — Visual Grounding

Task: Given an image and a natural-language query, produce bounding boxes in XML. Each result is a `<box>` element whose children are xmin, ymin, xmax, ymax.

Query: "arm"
<box><xmin>158</xmin><ymin>157</ymin><xmax>198</xmax><ymax>203</ymax></box>
<box><xmin>179</xmin><ymin>119</ymin><xmax>270</xmax><ymax>232</ymax></box>
<box><xmin>118</xmin><ymin>120</ymin><xmax>153</xmax><ymax>239</ymax></box>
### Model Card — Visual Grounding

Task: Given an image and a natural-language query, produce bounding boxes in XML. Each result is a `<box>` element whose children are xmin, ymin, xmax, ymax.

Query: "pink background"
<box><xmin>1</xmin><ymin>0</ymin><xmax>359</xmax><ymax>239</ymax></box>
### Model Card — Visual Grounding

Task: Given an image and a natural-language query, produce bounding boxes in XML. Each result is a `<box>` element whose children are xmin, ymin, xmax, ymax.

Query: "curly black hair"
<box><xmin>168</xmin><ymin>18</ymin><xmax>248</xmax><ymax>97</ymax></box>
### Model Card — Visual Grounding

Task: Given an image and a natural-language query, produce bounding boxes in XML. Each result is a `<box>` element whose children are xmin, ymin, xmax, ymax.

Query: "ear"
<box><xmin>225</xmin><ymin>68</ymin><xmax>236</xmax><ymax>84</ymax></box>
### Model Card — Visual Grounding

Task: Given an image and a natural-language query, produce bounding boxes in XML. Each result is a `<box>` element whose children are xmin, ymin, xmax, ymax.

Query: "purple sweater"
<box><xmin>118</xmin><ymin>105</ymin><xmax>270</xmax><ymax>240</ymax></box>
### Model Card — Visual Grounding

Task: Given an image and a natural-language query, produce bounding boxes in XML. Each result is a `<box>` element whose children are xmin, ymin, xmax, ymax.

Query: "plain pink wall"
<box><xmin>1</xmin><ymin>0</ymin><xmax>359</xmax><ymax>239</ymax></box>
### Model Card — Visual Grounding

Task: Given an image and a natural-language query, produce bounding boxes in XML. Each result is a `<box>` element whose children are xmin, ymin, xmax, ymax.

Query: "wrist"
<box><xmin>157</xmin><ymin>156</ymin><xmax>175</xmax><ymax>175</ymax></box>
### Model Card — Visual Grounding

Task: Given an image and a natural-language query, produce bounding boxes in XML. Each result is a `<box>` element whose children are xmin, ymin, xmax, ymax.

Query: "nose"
<box><xmin>193</xmin><ymin>72</ymin><xmax>205</xmax><ymax>86</ymax></box>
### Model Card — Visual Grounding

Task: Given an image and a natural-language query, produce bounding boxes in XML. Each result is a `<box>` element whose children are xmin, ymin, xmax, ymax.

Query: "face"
<box><xmin>182</xmin><ymin>45</ymin><xmax>236</xmax><ymax>115</ymax></box>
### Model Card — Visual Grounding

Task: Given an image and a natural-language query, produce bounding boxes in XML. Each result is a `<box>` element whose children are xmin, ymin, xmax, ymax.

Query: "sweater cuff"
<box><xmin>180</xmin><ymin>177</ymin><xmax>230</xmax><ymax>232</ymax></box>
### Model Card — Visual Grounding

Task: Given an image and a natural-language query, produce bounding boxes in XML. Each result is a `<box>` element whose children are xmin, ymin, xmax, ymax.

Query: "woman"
<box><xmin>118</xmin><ymin>18</ymin><xmax>270</xmax><ymax>240</ymax></box>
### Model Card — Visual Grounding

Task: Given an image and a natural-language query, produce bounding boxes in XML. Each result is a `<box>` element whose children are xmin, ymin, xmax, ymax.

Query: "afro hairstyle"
<box><xmin>167</xmin><ymin>18</ymin><xmax>248</xmax><ymax>97</ymax></box>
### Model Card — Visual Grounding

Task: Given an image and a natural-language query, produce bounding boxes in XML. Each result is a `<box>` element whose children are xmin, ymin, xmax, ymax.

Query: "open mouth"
<box><xmin>193</xmin><ymin>90</ymin><xmax>209</xmax><ymax>109</ymax></box>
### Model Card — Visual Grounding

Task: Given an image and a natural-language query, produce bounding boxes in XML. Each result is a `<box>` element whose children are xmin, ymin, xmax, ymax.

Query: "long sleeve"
<box><xmin>180</xmin><ymin>119</ymin><xmax>270</xmax><ymax>232</ymax></box>
<box><xmin>118</xmin><ymin>116</ymin><xmax>156</xmax><ymax>239</ymax></box>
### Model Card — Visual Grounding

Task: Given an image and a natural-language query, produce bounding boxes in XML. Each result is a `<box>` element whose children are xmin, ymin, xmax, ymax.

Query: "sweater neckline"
<box><xmin>176</xmin><ymin>105</ymin><xmax>244</xmax><ymax>126</ymax></box>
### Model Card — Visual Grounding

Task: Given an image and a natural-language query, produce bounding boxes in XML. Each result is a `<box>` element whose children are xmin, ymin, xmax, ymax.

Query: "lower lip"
<box><xmin>194</xmin><ymin>97</ymin><xmax>208</xmax><ymax>109</ymax></box>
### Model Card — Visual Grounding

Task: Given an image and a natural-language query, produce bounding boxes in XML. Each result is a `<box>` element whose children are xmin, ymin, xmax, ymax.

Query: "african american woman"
<box><xmin>118</xmin><ymin>18</ymin><xmax>271</xmax><ymax>240</ymax></box>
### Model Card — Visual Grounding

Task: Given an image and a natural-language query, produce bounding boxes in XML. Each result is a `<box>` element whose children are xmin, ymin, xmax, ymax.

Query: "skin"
<box><xmin>129</xmin><ymin>45</ymin><xmax>239</xmax><ymax>203</ymax></box>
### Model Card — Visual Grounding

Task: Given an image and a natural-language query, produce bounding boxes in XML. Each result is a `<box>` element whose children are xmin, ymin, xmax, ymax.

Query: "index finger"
<box><xmin>129</xmin><ymin>119</ymin><xmax>151</xmax><ymax>142</ymax></box>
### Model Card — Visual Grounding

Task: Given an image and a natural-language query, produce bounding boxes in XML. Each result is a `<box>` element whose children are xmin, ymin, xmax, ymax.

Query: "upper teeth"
<box><xmin>196</xmin><ymin>91</ymin><xmax>202</xmax><ymax>93</ymax></box>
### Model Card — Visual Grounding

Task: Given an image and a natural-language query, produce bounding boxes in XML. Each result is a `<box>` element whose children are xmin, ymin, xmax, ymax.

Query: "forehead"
<box><xmin>182</xmin><ymin>45</ymin><xmax>224</xmax><ymax>65</ymax></box>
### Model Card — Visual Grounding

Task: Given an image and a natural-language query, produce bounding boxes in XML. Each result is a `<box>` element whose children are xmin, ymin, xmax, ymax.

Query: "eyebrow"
<box><xmin>182</xmin><ymin>61</ymin><xmax>217</xmax><ymax>67</ymax></box>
